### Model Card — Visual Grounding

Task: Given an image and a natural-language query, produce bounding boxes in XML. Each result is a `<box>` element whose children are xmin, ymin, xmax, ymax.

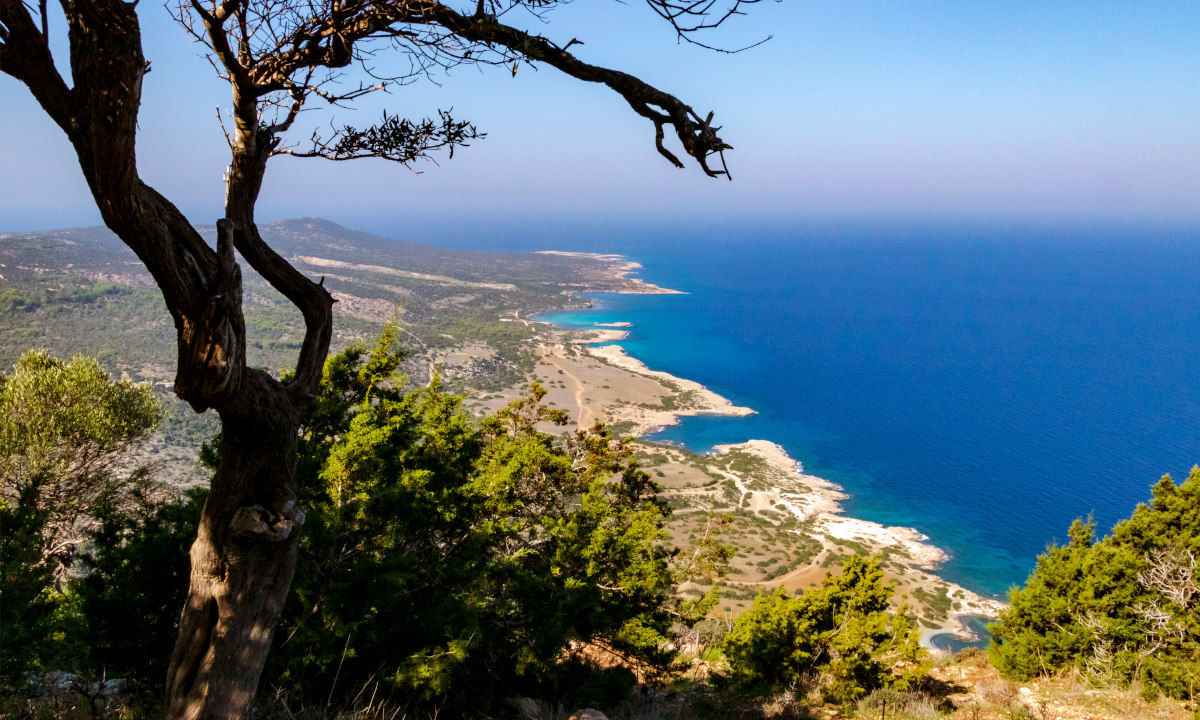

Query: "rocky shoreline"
<box><xmin>525</xmin><ymin>252</ymin><xmax>1006</xmax><ymax>647</ymax></box>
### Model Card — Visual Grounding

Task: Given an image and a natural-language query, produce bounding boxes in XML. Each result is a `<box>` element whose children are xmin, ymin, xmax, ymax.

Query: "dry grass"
<box><xmin>928</xmin><ymin>661</ymin><xmax>1196</xmax><ymax>720</ymax></box>
<box><xmin>856</xmin><ymin>689</ymin><xmax>941</xmax><ymax>720</ymax></box>
<box><xmin>759</xmin><ymin>690</ymin><xmax>801</xmax><ymax>718</ymax></box>
<box><xmin>971</xmin><ymin>676</ymin><xmax>1017</xmax><ymax>706</ymax></box>
<box><xmin>1027</xmin><ymin>670</ymin><xmax>1194</xmax><ymax>720</ymax></box>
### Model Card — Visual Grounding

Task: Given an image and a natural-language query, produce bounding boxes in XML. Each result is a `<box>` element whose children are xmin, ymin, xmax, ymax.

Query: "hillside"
<box><xmin>0</xmin><ymin>218</ymin><xmax>662</xmax><ymax>467</ymax></box>
<box><xmin>7</xmin><ymin>219</ymin><xmax>1200</xmax><ymax>720</ymax></box>
<box><xmin>0</xmin><ymin>217</ymin><xmax>661</xmax><ymax>385</ymax></box>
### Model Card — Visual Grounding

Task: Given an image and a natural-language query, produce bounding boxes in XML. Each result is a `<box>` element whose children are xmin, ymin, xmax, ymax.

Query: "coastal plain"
<box><xmin>0</xmin><ymin>217</ymin><xmax>1002</xmax><ymax>646</ymax></box>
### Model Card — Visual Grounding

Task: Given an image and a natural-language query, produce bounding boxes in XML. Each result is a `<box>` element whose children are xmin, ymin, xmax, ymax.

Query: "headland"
<box><xmin>474</xmin><ymin>254</ymin><xmax>1006</xmax><ymax>648</ymax></box>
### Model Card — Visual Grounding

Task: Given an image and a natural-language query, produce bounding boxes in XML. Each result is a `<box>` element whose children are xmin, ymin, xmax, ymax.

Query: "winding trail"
<box><xmin>542</xmin><ymin>350</ymin><xmax>594</xmax><ymax>427</ymax></box>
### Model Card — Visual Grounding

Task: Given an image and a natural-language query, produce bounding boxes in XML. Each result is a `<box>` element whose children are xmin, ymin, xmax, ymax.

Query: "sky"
<box><xmin>1</xmin><ymin>1</ymin><xmax>1198</xmax><ymax>233</ymax></box>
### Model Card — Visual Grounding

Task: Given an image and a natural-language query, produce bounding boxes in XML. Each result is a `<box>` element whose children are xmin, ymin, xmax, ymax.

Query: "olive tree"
<box><xmin>0</xmin><ymin>0</ymin><xmax>749</xmax><ymax>716</ymax></box>
<box><xmin>0</xmin><ymin>350</ymin><xmax>161</xmax><ymax>572</ymax></box>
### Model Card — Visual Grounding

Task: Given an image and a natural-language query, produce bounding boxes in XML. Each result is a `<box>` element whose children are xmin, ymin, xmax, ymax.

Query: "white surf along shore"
<box><xmin>534</xmin><ymin>251</ymin><xmax>1006</xmax><ymax>648</ymax></box>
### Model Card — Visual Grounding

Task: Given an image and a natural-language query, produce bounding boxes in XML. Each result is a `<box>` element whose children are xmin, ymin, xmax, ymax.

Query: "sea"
<box><xmin>394</xmin><ymin>218</ymin><xmax>1200</xmax><ymax>601</ymax></box>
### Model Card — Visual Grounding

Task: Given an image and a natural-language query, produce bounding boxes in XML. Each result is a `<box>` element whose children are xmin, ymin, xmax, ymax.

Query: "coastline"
<box><xmin>589</xmin><ymin>343</ymin><xmax>755</xmax><ymax>431</ymax></box>
<box><xmin>524</xmin><ymin>252</ymin><xmax>1005</xmax><ymax>648</ymax></box>
<box><xmin>534</xmin><ymin>251</ymin><xmax>684</xmax><ymax>295</ymax></box>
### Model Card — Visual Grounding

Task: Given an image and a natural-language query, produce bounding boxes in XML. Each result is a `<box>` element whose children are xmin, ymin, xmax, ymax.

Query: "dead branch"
<box><xmin>1138</xmin><ymin>547</ymin><xmax>1198</xmax><ymax>610</ymax></box>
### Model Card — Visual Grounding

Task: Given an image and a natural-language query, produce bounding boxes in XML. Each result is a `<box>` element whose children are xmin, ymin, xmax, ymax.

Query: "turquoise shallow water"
<box><xmin>929</xmin><ymin>616</ymin><xmax>993</xmax><ymax>654</ymax></box>
<box><xmin>526</xmin><ymin>222</ymin><xmax>1200</xmax><ymax>599</ymax></box>
<box><xmin>367</xmin><ymin>217</ymin><xmax>1200</xmax><ymax>598</ymax></box>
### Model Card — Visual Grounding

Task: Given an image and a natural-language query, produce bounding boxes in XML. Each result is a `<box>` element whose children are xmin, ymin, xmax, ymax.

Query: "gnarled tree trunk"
<box><xmin>165</xmin><ymin>78</ymin><xmax>332</xmax><ymax>718</ymax></box>
<box><xmin>0</xmin><ymin>3</ymin><xmax>332</xmax><ymax>718</ymax></box>
<box><xmin>2</xmin><ymin>0</ymin><xmax>734</xmax><ymax>713</ymax></box>
<box><xmin>166</xmin><ymin>375</ymin><xmax>305</xmax><ymax>719</ymax></box>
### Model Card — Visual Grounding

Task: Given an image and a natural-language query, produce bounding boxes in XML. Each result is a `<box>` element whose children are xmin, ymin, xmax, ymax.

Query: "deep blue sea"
<box><xmin>386</xmin><ymin>218</ymin><xmax>1200</xmax><ymax>599</ymax></box>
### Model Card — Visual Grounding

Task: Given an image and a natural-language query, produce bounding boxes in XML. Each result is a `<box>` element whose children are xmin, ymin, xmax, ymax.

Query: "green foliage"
<box><xmin>0</xmin><ymin>485</ymin><xmax>82</xmax><ymax>684</ymax></box>
<box><xmin>0</xmin><ymin>349</ymin><xmax>163</xmax><ymax>688</ymax></box>
<box><xmin>0</xmin><ymin>334</ymin><xmax>697</xmax><ymax>713</ymax></box>
<box><xmin>291</xmin><ymin>321</ymin><xmax>410</xmax><ymax>494</ymax></box>
<box><xmin>910</xmin><ymin>586</ymin><xmax>952</xmax><ymax>621</ymax></box>
<box><xmin>0</xmin><ymin>349</ymin><xmax>160</xmax><ymax>472</ymax></box>
<box><xmin>990</xmin><ymin>468</ymin><xmax>1200</xmax><ymax>699</ymax></box>
<box><xmin>722</xmin><ymin>556</ymin><xmax>926</xmax><ymax>704</ymax></box>
<box><xmin>0</xmin><ymin>350</ymin><xmax>160</xmax><ymax>564</ymax></box>
<box><xmin>0</xmin><ymin>278</ymin><xmax>180</xmax><ymax>374</ymax></box>
<box><xmin>260</xmin><ymin>331</ymin><xmax>679</xmax><ymax>713</ymax></box>
<box><xmin>0</xmin><ymin>282</ymin><xmax>128</xmax><ymax>315</ymax></box>
<box><xmin>0</xmin><ymin>349</ymin><xmax>168</xmax><ymax>691</ymax></box>
<box><xmin>75</xmin><ymin>489</ymin><xmax>205</xmax><ymax>688</ymax></box>
<box><xmin>0</xmin><ymin>484</ymin><xmax>199</xmax><ymax>700</ymax></box>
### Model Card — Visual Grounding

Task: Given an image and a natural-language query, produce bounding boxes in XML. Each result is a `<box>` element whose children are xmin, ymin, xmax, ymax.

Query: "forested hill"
<box><xmin>0</xmin><ymin>216</ymin><xmax>635</xmax><ymax>296</ymax></box>
<box><xmin>1</xmin><ymin>218</ymin><xmax>644</xmax><ymax>465</ymax></box>
<box><xmin>216</xmin><ymin>217</ymin><xmax>623</xmax><ymax>286</ymax></box>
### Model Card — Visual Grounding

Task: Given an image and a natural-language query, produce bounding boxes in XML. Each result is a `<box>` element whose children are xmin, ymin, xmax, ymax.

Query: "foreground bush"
<box><xmin>2</xmin><ymin>333</ymin><xmax>723</xmax><ymax>715</ymax></box>
<box><xmin>990</xmin><ymin>469</ymin><xmax>1200</xmax><ymax>699</ymax></box>
<box><xmin>0</xmin><ymin>349</ymin><xmax>160</xmax><ymax>686</ymax></box>
<box><xmin>258</xmin><ymin>328</ymin><xmax>685</xmax><ymax>712</ymax></box>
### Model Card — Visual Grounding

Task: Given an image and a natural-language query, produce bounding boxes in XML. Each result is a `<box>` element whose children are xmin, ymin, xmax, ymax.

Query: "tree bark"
<box><xmin>2</xmin><ymin>0</ymin><xmax>720</xmax><ymax>715</ymax></box>
<box><xmin>1</xmin><ymin>3</ymin><xmax>331</xmax><ymax>718</ymax></box>
<box><xmin>163</xmin><ymin>77</ymin><xmax>333</xmax><ymax>720</ymax></box>
<box><xmin>166</xmin><ymin>373</ymin><xmax>305</xmax><ymax>720</ymax></box>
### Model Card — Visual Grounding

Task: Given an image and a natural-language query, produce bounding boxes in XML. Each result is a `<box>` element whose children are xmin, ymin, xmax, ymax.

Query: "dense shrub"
<box><xmin>262</xmin><ymin>330</ymin><xmax>681</xmax><ymax>712</ymax></box>
<box><xmin>1</xmin><ymin>334</ymin><xmax>723</xmax><ymax>714</ymax></box>
<box><xmin>0</xmin><ymin>350</ymin><xmax>160</xmax><ymax>571</ymax></box>
<box><xmin>0</xmin><ymin>350</ymin><xmax>160</xmax><ymax>686</ymax></box>
<box><xmin>722</xmin><ymin>555</ymin><xmax>926</xmax><ymax>704</ymax></box>
<box><xmin>990</xmin><ymin>469</ymin><xmax>1200</xmax><ymax>699</ymax></box>
<box><xmin>75</xmin><ymin>489</ymin><xmax>205</xmax><ymax>689</ymax></box>
<box><xmin>0</xmin><ymin>488</ymin><xmax>79</xmax><ymax>684</ymax></box>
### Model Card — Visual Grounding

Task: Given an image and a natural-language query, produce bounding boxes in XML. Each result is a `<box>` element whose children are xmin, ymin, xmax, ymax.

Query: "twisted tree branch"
<box><xmin>426</xmin><ymin>3</ymin><xmax>733</xmax><ymax>177</ymax></box>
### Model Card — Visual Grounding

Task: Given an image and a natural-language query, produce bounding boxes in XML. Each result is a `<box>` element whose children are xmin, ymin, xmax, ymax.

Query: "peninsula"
<box><xmin>0</xmin><ymin>217</ymin><xmax>1002</xmax><ymax>645</ymax></box>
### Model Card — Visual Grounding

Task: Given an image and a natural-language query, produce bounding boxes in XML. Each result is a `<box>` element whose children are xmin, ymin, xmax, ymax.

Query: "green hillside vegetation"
<box><xmin>0</xmin><ymin>220</ymin><xmax>643</xmax><ymax>468</ymax></box>
<box><xmin>0</xmin><ymin>219</ymin><xmax>631</xmax><ymax>383</ymax></box>
<box><xmin>722</xmin><ymin>556</ymin><xmax>926</xmax><ymax>704</ymax></box>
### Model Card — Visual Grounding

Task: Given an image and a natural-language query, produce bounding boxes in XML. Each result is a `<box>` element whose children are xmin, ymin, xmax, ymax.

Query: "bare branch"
<box><xmin>426</xmin><ymin>3</ymin><xmax>734</xmax><ymax>177</ymax></box>
<box><xmin>1138</xmin><ymin>547</ymin><xmax>1198</xmax><ymax>610</ymax></box>
<box><xmin>169</xmin><ymin>0</ymin><xmax>739</xmax><ymax>178</ymax></box>
<box><xmin>643</xmin><ymin>0</ymin><xmax>771</xmax><ymax>51</ymax></box>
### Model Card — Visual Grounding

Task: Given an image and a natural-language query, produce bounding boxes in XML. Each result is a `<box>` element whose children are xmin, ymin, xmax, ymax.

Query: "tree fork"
<box><xmin>0</xmin><ymin>3</ymin><xmax>326</xmax><ymax>715</ymax></box>
<box><xmin>166</xmin><ymin>113</ymin><xmax>330</xmax><ymax>720</ymax></box>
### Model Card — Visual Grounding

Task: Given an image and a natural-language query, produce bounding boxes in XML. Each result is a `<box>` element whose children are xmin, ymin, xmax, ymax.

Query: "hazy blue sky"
<box><xmin>2</xmin><ymin>1</ymin><xmax>1198</xmax><ymax>232</ymax></box>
